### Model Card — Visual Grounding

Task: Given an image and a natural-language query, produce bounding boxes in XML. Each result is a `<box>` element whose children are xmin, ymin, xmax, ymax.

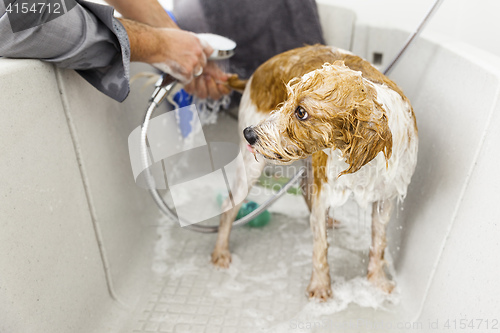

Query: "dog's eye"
<box><xmin>295</xmin><ymin>106</ymin><xmax>309</xmax><ymax>120</ymax></box>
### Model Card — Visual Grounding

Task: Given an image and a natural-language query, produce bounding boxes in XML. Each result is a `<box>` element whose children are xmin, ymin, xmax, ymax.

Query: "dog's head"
<box><xmin>244</xmin><ymin>61</ymin><xmax>392</xmax><ymax>176</ymax></box>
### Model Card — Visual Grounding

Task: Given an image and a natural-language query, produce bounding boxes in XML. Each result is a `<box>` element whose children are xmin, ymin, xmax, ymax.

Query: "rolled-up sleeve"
<box><xmin>0</xmin><ymin>0</ymin><xmax>130</xmax><ymax>102</ymax></box>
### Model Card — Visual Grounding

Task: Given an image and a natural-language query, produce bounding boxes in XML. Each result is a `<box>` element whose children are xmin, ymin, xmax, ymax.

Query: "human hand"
<box><xmin>153</xmin><ymin>30</ymin><xmax>231</xmax><ymax>100</ymax></box>
<box><xmin>119</xmin><ymin>19</ymin><xmax>232</xmax><ymax>100</ymax></box>
<box><xmin>151</xmin><ymin>28</ymin><xmax>213</xmax><ymax>84</ymax></box>
<box><xmin>183</xmin><ymin>61</ymin><xmax>231</xmax><ymax>100</ymax></box>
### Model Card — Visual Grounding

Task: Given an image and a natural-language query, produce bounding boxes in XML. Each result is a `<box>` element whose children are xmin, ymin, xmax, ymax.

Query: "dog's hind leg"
<box><xmin>211</xmin><ymin>145</ymin><xmax>265</xmax><ymax>268</ymax></box>
<box><xmin>367</xmin><ymin>199</ymin><xmax>395</xmax><ymax>293</ymax></box>
<box><xmin>306</xmin><ymin>192</ymin><xmax>333</xmax><ymax>301</ymax></box>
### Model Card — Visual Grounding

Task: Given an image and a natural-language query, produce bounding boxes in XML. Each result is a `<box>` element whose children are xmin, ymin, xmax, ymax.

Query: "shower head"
<box><xmin>197</xmin><ymin>33</ymin><xmax>236</xmax><ymax>60</ymax></box>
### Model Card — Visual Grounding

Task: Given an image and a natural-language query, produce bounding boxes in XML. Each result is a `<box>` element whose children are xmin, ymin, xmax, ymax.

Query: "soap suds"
<box><xmin>151</xmin><ymin>188</ymin><xmax>400</xmax><ymax>331</ymax></box>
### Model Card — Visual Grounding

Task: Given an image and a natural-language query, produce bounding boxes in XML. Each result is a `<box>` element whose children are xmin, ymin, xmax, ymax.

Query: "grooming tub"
<box><xmin>1</xmin><ymin>3</ymin><xmax>499</xmax><ymax>332</ymax></box>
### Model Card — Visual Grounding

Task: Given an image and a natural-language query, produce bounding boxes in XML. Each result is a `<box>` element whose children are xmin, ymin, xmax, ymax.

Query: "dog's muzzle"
<box><xmin>243</xmin><ymin>127</ymin><xmax>258</xmax><ymax>145</ymax></box>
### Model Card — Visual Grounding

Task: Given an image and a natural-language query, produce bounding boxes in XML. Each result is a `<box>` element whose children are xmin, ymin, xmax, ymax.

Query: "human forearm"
<box><xmin>107</xmin><ymin>0</ymin><xmax>177</xmax><ymax>28</ymax></box>
<box><xmin>118</xmin><ymin>17</ymin><xmax>212</xmax><ymax>84</ymax></box>
<box><xmin>117</xmin><ymin>17</ymin><xmax>161</xmax><ymax>63</ymax></box>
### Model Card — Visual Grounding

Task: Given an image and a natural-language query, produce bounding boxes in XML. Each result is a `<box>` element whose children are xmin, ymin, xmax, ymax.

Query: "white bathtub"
<box><xmin>1</xmin><ymin>3</ymin><xmax>499</xmax><ymax>333</ymax></box>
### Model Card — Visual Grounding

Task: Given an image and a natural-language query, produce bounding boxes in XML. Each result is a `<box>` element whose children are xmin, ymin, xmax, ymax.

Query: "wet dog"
<box><xmin>216</xmin><ymin>45</ymin><xmax>418</xmax><ymax>300</ymax></box>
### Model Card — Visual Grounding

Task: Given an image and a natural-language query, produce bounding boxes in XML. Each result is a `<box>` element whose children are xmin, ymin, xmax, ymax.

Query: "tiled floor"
<box><xmin>126</xmin><ymin>192</ymin><xmax>400</xmax><ymax>333</ymax></box>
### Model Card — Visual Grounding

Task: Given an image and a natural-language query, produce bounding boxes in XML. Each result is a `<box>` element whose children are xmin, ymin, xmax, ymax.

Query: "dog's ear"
<box><xmin>335</xmin><ymin>101</ymin><xmax>392</xmax><ymax>177</ymax></box>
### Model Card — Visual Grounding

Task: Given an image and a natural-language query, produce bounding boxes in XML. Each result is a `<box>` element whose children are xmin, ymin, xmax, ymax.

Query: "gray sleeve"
<box><xmin>0</xmin><ymin>0</ymin><xmax>131</xmax><ymax>102</ymax></box>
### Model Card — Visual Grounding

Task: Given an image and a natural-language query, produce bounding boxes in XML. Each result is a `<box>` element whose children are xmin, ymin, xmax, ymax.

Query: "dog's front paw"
<box><xmin>211</xmin><ymin>249</ymin><xmax>232</xmax><ymax>268</ymax></box>
<box><xmin>306</xmin><ymin>283</ymin><xmax>333</xmax><ymax>301</ymax></box>
<box><xmin>368</xmin><ymin>274</ymin><xmax>396</xmax><ymax>294</ymax></box>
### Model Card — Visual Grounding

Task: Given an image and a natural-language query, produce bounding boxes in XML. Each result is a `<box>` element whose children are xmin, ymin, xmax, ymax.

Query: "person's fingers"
<box><xmin>217</xmin><ymin>82</ymin><xmax>231</xmax><ymax>96</ymax></box>
<box><xmin>183</xmin><ymin>76</ymin><xmax>230</xmax><ymax>100</ymax></box>
<box><xmin>198</xmin><ymin>37</ymin><xmax>214</xmax><ymax>60</ymax></box>
<box><xmin>194</xmin><ymin>77</ymin><xmax>208</xmax><ymax>99</ymax></box>
<box><xmin>194</xmin><ymin>35</ymin><xmax>210</xmax><ymax>70</ymax></box>
<box><xmin>152</xmin><ymin>61</ymin><xmax>191</xmax><ymax>83</ymax></box>
<box><xmin>169</xmin><ymin>56</ymin><xmax>232</xmax><ymax>99</ymax></box>
<box><xmin>183</xmin><ymin>80</ymin><xmax>196</xmax><ymax>95</ymax></box>
<box><xmin>154</xmin><ymin>29</ymin><xmax>215</xmax><ymax>84</ymax></box>
<box><xmin>193</xmin><ymin>66</ymin><xmax>203</xmax><ymax>77</ymax></box>
<box><xmin>204</xmin><ymin>62</ymin><xmax>229</xmax><ymax>83</ymax></box>
<box><xmin>188</xmin><ymin>36</ymin><xmax>207</xmax><ymax>80</ymax></box>
<box><xmin>198</xmin><ymin>52</ymin><xmax>207</xmax><ymax>71</ymax></box>
<box><xmin>205</xmin><ymin>76</ymin><xmax>221</xmax><ymax>100</ymax></box>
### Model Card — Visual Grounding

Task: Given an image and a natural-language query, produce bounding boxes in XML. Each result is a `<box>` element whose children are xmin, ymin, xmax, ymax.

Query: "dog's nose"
<box><xmin>243</xmin><ymin>127</ymin><xmax>258</xmax><ymax>145</ymax></box>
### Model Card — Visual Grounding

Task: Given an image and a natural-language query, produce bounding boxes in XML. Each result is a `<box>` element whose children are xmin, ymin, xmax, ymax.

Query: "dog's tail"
<box><xmin>226</xmin><ymin>74</ymin><xmax>248</xmax><ymax>93</ymax></box>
